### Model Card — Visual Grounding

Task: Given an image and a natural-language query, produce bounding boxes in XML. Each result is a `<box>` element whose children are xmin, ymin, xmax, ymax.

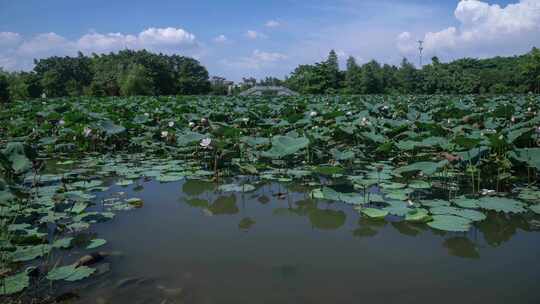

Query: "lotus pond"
<box><xmin>1</xmin><ymin>95</ymin><xmax>540</xmax><ymax>303</ymax></box>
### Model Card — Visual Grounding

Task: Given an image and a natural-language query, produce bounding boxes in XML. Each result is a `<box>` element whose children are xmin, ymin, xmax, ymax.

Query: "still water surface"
<box><xmin>69</xmin><ymin>178</ymin><xmax>540</xmax><ymax>304</ymax></box>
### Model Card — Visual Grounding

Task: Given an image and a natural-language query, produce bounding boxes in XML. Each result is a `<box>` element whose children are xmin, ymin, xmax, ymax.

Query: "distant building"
<box><xmin>239</xmin><ymin>86</ymin><xmax>299</xmax><ymax>96</ymax></box>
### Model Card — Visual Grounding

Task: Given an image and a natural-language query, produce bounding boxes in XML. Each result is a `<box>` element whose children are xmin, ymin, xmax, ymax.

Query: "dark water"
<box><xmin>68</xmin><ymin>178</ymin><xmax>540</xmax><ymax>304</ymax></box>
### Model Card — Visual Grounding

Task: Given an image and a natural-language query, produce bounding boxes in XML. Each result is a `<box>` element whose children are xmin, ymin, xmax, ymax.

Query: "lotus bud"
<box><xmin>83</xmin><ymin>127</ymin><xmax>92</xmax><ymax>137</ymax></box>
<box><xmin>168</xmin><ymin>121</ymin><xmax>175</xmax><ymax>128</ymax></box>
<box><xmin>161</xmin><ymin>131</ymin><xmax>169</xmax><ymax>138</ymax></box>
<box><xmin>200</xmin><ymin>138</ymin><xmax>212</xmax><ymax>148</ymax></box>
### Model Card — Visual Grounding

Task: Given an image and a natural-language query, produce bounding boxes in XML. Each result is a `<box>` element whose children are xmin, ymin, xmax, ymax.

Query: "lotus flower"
<box><xmin>528</xmin><ymin>107</ymin><xmax>532</xmax><ymax>112</ymax></box>
<box><xmin>242</xmin><ymin>117</ymin><xmax>249</xmax><ymax>123</ymax></box>
<box><xmin>407</xmin><ymin>200</ymin><xmax>414</xmax><ymax>207</ymax></box>
<box><xmin>83</xmin><ymin>127</ymin><xmax>92</xmax><ymax>137</ymax></box>
<box><xmin>58</xmin><ymin>119</ymin><xmax>65</xmax><ymax>126</ymax></box>
<box><xmin>481</xmin><ymin>189</ymin><xmax>495</xmax><ymax>196</ymax></box>
<box><xmin>536</xmin><ymin>126</ymin><xmax>540</xmax><ymax>134</ymax></box>
<box><xmin>168</xmin><ymin>121</ymin><xmax>175</xmax><ymax>128</ymax></box>
<box><xmin>200</xmin><ymin>138</ymin><xmax>212</xmax><ymax>148</ymax></box>
<box><xmin>144</xmin><ymin>112</ymin><xmax>150</xmax><ymax>117</ymax></box>
<box><xmin>346</xmin><ymin>111</ymin><xmax>352</xmax><ymax>116</ymax></box>
<box><xmin>511</xmin><ymin>116</ymin><xmax>516</xmax><ymax>123</ymax></box>
<box><xmin>189</xmin><ymin>122</ymin><xmax>195</xmax><ymax>127</ymax></box>
<box><xmin>310</xmin><ymin>111</ymin><xmax>317</xmax><ymax>117</ymax></box>
<box><xmin>161</xmin><ymin>131</ymin><xmax>169</xmax><ymax>138</ymax></box>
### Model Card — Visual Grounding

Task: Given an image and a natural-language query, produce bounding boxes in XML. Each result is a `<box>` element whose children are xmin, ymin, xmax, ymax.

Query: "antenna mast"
<box><xmin>417</xmin><ymin>40</ymin><xmax>424</xmax><ymax>67</ymax></box>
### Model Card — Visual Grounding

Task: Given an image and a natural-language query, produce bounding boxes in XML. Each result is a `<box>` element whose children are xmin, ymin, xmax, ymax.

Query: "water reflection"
<box><xmin>443</xmin><ymin>237</ymin><xmax>480</xmax><ymax>259</ymax></box>
<box><xmin>69</xmin><ymin>177</ymin><xmax>540</xmax><ymax>304</ymax></box>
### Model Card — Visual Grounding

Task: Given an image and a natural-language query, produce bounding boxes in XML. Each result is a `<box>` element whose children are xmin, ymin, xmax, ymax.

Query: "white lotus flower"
<box><xmin>407</xmin><ymin>200</ymin><xmax>414</xmax><ymax>207</ymax></box>
<box><xmin>201</xmin><ymin>117</ymin><xmax>208</xmax><ymax>124</ymax></box>
<box><xmin>188</xmin><ymin>122</ymin><xmax>195</xmax><ymax>127</ymax></box>
<box><xmin>346</xmin><ymin>111</ymin><xmax>352</xmax><ymax>116</ymax></box>
<box><xmin>144</xmin><ymin>112</ymin><xmax>150</xmax><ymax>117</ymax></box>
<box><xmin>447</xmin><ymin>119</ymin><xmax>451</xmax><ymax>124</ymax></box>
<box><xmin>58</xmin><ymin>119</ymin><xmax>65</xmax><ymax>126</ymax></box>
<box><xmin>161</xmin><ymin>131</ymin><xmax>169</xmax><ymax>138</ymax></box>
<box><xmin>481</xmin><ymin>189</ymin><xmax>495</xmax><ymax>196</ymax></box>
<box><xmin>310</xmin><ymin>111</ymin><xmax>317</xmax><ymax>117</ymax></box>
<box><xmin>511</xmin><ymin>116</ymin><xmax>516</xmax><ymax>123</ymax></box>
<box><xmin>200</xmin><ymin>138</ymin><xmax>212</xmax><ymax>148</ymax></box>
<box><xmin>242</xmin><ymin>117</ymin><xmax>249</xmax><ymax>123</ymax></box>
<box><xmin>528</xmin><ymin>107</ymin><xmax>532</xmax><ymax>112</ymax></box>
<box><xmin>498</xmin><ymin>134</ymin><xmax>504</xmax><ymax>140</ymax></box>
<box><xmin>83</xmin><ymin>127</ymin><xmax>92</xmax><ymax>137</ymax></box>
<box><xmin>382</xmin><ymin>105</ymin><xmax>389</xmax><ymax>110</ymax></box>
<box><xmin>168</xmin><ymin>121</ymin><xmax>174</xmax><ymax>128</ymax></box>
<box><xmin>41</xmin><ymin>93</ymin><xmax>46</xmax><ymax>99</ymax></box>
<box><xmin>536</xmin><ymin>126</ymin><xmax>540</xmax><ymax>134</ymax></box>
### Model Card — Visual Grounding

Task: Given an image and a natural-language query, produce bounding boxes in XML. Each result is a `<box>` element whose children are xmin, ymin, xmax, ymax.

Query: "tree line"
<box><xmin>0</xmin><ymin>50</ymin><xmax>211</xmax><ymax>102</ymax></box>
<box><xmin>284</xmin><ymin>48</ymin><xmax>540</xmax><ymax>95</ymax></box>
<box><xmin>1</xmin><ymin>47</ymin><xmax>539</xmax><ymax>102</ymax></box>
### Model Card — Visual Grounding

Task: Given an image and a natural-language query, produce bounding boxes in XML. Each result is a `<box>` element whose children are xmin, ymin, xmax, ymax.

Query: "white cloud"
<box><xmin>245</xmin><ymin>30</ymin><xmax>266</xmax><ymax>39</ymax></box>
<box><xmin>265</xmin><ymin>20</ymin><xmax>281</xmax><ymax>28</ymax></box>
<box><xmin>0</xmin><ymin>27</ymin><xmax>199</xmax><ymax>71</ymax></box>
<box><xmin>397</xmin><ymin>0</ymin><xmax>540</xmax><ymax>59</ymax></box>
<box><xmin>221</xmin><ymin>49</ymin><xmax>287</xmax><ymax>69</ymax></box>
<box><xmin>213</xmin><ymin>34</ymin><xmax>228</xmax><ymax>43</ymax></box>
<box><xmin>0</xmin><ymin>32</ymin><xmax>22</xmax><ymax>48</ymax></box>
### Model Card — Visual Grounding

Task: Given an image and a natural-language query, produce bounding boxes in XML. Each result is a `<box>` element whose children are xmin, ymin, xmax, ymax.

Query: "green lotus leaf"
<box><xmin>477</xmin><ymin>197</ymin><xmax>527</xmax><ymax>213</ymax></box>
<box><xmin>427</xmin><ymin>215</ymin><xmax>472</xmax><ymax>232</ymax></box>
<box><xmin>359</xmin><ymin>208</ymin><xmax>388</xmax><ymax>219</ymax></box>
<box><xmin>261</xmin><ymin>136</ymin><xmax>309</xmax><ymax>158</ymax></box>
<box><xmin>86</xmin><ymin>238</ymin><xmax>107</xmax><ymax>249</ymax></box>
<box><xmin>46</xmin><ymin>264</ymin><xmax>96</xmax><ymax>282</ymax></box>
<box><xmin>0</xmin><ymin>269</ymin><xmax>30</xmax><ymax>295</ymax></box>
<box><xmin>405</xmin><ymin>208</ymin><xmax>430</xmax><ymax>222</ymax></box>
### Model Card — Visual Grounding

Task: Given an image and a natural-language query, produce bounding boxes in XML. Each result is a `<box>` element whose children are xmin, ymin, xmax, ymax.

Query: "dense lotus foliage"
<box><xmin>1</xmin><ymin>94</ymin><xmax>540</xmax><ymax>297</ymax></box>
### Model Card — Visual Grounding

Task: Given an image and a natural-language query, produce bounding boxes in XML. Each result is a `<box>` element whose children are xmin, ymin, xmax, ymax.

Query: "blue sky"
<box><xmin>1</xmin><ymin>0</ymin><xmax>539</xmax><ymax>81</ymax></box>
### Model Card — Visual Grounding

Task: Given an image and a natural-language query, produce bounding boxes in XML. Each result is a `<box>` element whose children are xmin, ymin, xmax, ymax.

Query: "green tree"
<box><xmin>522</xmin><ymin>47</ymin><xmax>540</xmax><ymax>93</ymax></box>
<box><xmin>120</xmin><ymin>64</ymin><xmax>154</xmax><ymax>96</ymax></box>
<box><xmin>345</xmin><ymin>56</ymin><xmax>362</xmax><ymax>94</ymax></box>
<box><xmin>0</xmin><ymin>71</ymin><xmax>10</xmax><ymax>103</ymax></box>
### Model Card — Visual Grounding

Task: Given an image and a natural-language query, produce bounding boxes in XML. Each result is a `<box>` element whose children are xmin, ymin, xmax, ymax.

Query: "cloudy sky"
<box><xmin>1</xmin><ymin>0</ymin><xmax>539</xmax><ymax>81</ymax></box>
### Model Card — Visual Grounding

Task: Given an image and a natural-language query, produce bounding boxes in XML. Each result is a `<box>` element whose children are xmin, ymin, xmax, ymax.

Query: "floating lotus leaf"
<box><xmin>452</xmin><ymin>196</ymin><xmax>480</xmax><ymax>209</ymax></box>
<box><xmin>46</xmin><ymin>264</ymin><xmax>96</xmax><ymax>282</ymax></box>
<box><xmin>477</xmin><ymin>197</ymin><xmax>527</xmax><ymax>213</ymax></box>
<box><xmin>430</xmin><ymin>206</ymin><xmax>486</xmax><ymax>222</ymax></box>
<box><xmin>420</xmin><ymin>199</ymin><xmax>450</xmax><ymax>208</ymax></box>
<box><xmin>261</xmin><ymin>136</ymin><xmax>309</xmax><ymax>158</ymax></box>
<box><xmin>0</xmin><ymin>269</ymin><xmax>30</xmax><ymax>295</ymax></box>
<box><xmin>10</xmin><ymin>244</ymin><xmax>51</xmax><ymax>262</ymax></box>
<box><xmin>86</xmin><ymin>238</ymin><xmax>107</xmax><ymax>249</ymax></box>
<box><xmin>395</xmin><ymin>160</ymin><xmax>448</xmax><ymax>176</ymax></box>
<box><xmin>359</xmin><ymin>208</ymin><xmax>388</xmax><ymax>219</ymax></box>
<box><xmin>405</xmin><ymin>208</ymin><xmax>430</xmax><ymax>222</ymax></box>
<box><xmin>53</xmin><ymin>237</ymin><xmax>73</xmax><ymax>249</ymax></box>
<box><xmin>427</xmin><ymin>215</ymin><xmax>472</xmax><ymax>232</ymax></box>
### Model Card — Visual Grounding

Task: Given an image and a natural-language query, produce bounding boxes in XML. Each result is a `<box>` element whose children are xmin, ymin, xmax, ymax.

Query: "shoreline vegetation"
<box><xmin>1</xmin><ymin>47</ymin><xmax>540</xmax><ymax>103</ymax></box>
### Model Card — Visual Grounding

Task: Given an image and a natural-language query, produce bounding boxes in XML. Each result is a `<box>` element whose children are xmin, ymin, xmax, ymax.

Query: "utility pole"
<box><xmin>417</xmin><ymin>40</ymin><xmax>424</xmax><ymax>67</ymax></box>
